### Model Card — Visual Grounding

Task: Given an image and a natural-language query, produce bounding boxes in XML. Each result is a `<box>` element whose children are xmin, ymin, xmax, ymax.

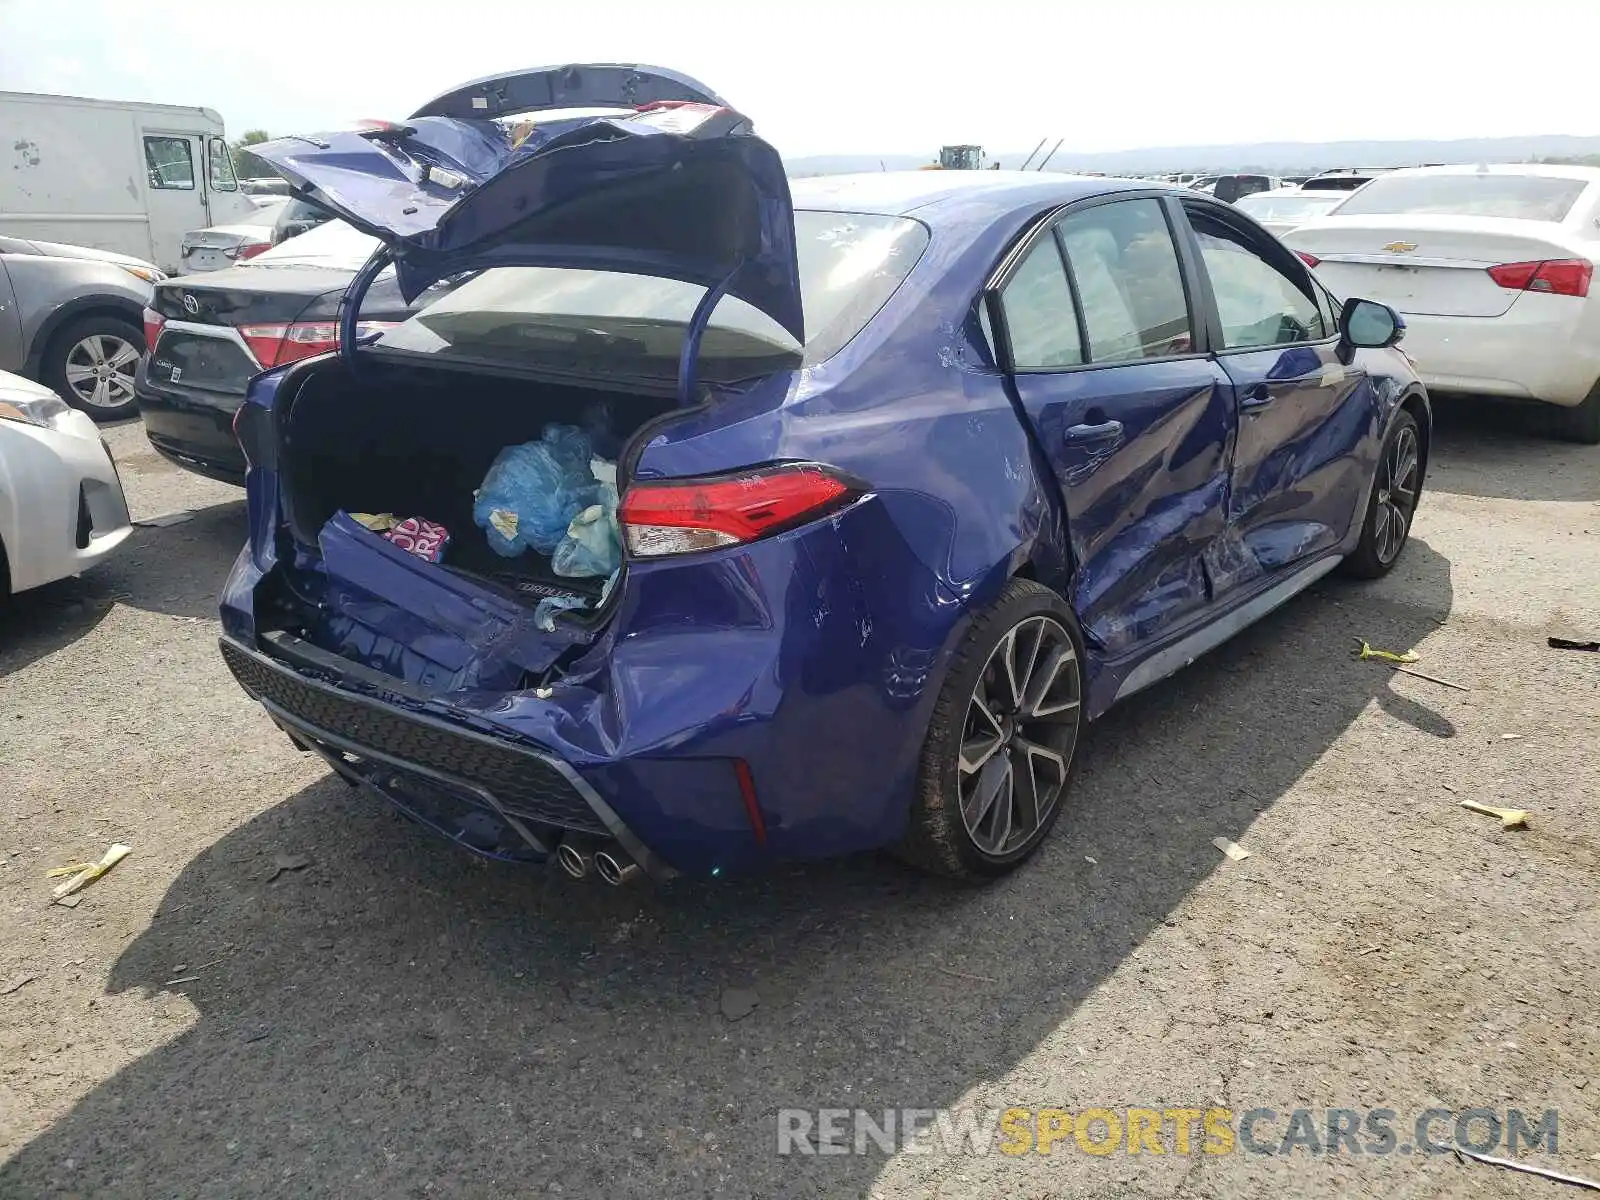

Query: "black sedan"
<box><xmin>136</xmin><ymin>222</ymin><xmax>416</xmax><ymax>485</ymax></box>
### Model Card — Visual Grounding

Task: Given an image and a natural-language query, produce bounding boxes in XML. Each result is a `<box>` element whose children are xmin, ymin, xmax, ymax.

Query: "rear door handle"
<box><xmin>1065</xmin><ymin>418</ymin><xmax>1123</xmax><ymax>443</ymax></box>
<box><xmin>1241</xmin><ymin>384</ymin><xmax>1274</xmax><ymax>411</ymax></box>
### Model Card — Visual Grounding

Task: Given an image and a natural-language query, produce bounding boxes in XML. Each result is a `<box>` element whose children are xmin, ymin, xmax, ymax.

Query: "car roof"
<box><xmin>788</xmin><ymin>171</ymin><xmax>1170</xmax><ymax>220</ymax></box>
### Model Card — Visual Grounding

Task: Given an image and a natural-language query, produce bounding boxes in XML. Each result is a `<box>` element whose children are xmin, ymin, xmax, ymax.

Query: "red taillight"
<box><xmin>142</xmin><ymin>307</ymin><xmax>165</xmax><ymax>352</ymax></box>
<box><xmin>618</xmin><ymin>463</ymin><xmax>856</xmax><ymax>558</ymax></box>
<box><xmin>1487</xmin><ymin>258</ymin><xmax>1592</xmax><ymax>298</ymax></box>
<box><xmin>1295</xmin><ymin>250</ymin><xmax>1321</xmax><ymax>268</ymax></box>
<box><xmin>1487</xmin><ymin>261</ymin><xmax>1540</xmax><ymax>290</ymax></box>
<box><xmin>234</xmin><ymin>241</ymin><xmax>271</xmax><ymax>261</ymax></box>
<box><xmin>237</xmin><ymin>321</ymin><xmax>396</xmax><ymax>368</ymax></box>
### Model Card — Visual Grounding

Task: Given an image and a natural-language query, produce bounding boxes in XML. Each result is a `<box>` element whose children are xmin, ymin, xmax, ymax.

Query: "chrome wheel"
<box><xmin>959</xmin><ymin>615</ymin><xmax>1082</xmax><ymax>857</ymax></box>
<box><xmin>63</xmin><ymin>334</ymin><xmax>139</xmax><ymax>411</ymax></box>
<box><xmin>1373</xmin><ymin>423</ymin><xmax>1419</xmax><ymax>565</ymax></box>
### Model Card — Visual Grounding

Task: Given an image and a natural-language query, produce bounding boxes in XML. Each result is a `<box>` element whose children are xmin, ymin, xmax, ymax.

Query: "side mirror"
<box><xmin>1339</xmin><ymin>298</ymin><xmax>1404</xmax><ymax>349</ymax></box>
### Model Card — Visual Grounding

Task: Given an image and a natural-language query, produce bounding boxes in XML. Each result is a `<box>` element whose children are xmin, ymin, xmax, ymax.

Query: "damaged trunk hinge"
<box><xmin>676</xmin><ymin>261</ymin><xmax>743</xmax><ymax>408</ymax></box>
<box><xmin>338</xmin><ymin>245</ymin><xmax>397</xmax><ymax>374</ymax></box>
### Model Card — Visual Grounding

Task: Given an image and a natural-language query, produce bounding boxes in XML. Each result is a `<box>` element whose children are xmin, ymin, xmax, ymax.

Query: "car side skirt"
<box><xmin>1110</xmin><ymin>555</ymin><xmax>1343</xmax><ymax>704</ymax></box>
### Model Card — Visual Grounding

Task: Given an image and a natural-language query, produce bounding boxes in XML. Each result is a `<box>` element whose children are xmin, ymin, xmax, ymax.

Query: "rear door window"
<box><xmin>1056</xmin><ymin>198</ymin><xmax>1193</xmax><ymax>362</ymax></box>
<box><xmin>144</xmin><ymin>136</ymin><xmax>195</xmax><ymax>190</ymax></box>
<box><xmin>995</xmin><ymin>235</ymin><xmax>1083</xmax><ymax>369</ymax></box>
<box><xmin>1188</xmin><ymin>211</ymin><xmax>1325</xmax><ymax>348</ymax></box>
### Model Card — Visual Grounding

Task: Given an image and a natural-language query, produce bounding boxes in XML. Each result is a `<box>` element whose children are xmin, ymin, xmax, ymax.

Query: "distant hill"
<box><xmin>785</xmin><ymin>135</ymin><xmax>1600</xmax><ymax>177</ymax></box>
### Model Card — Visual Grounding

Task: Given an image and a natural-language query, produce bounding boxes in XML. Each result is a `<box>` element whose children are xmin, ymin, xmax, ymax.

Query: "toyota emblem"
<box><xmin>182</xmin><ymin>293</ymin><xmax>200</xmax><ymax>315</ymax></box>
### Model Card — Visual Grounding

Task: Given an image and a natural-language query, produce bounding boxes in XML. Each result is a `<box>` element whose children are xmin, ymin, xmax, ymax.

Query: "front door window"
<box><xmin>144</xmin><ymin>136</ymin><xmax>195</xmax><ymax>190</ymax></box>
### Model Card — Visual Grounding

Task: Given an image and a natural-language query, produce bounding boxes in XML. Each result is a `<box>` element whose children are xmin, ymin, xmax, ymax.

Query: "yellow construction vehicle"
<box><xmin>922</xmin><ymin>145</ymin><xmax>985</xmax><ymax>171</ymax></box>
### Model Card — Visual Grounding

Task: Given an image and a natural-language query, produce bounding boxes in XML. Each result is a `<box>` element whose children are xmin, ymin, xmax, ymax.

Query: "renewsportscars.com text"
<box><xmin>775</xmin><ymin>1106</ymin><xmax>1559</xmax><ymax>1158</ymax></box>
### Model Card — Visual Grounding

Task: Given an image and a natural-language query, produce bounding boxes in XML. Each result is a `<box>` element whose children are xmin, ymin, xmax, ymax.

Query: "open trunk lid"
<box><xmin>1287</xmin><ymin>215</ymin><xmax>1592</xmax><ymax>317</ymax></box>
<box><xmin>245</xmin><ymin>63</ymin><xmax>804</xmax><ymax>344</ymax></box>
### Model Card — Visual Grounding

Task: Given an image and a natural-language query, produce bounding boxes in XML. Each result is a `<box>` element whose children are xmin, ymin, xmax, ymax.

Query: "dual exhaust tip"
<box><xmin>556</xmin><ymin>839</ymin><xmax>640</xmax><ymax>886</ymax></box>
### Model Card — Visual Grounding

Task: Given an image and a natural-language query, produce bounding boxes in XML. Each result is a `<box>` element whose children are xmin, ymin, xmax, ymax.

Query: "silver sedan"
<box><xmin>0</xmin><ymin>235</ymin><xmax>160</xmax><ymax>421</ymax></box>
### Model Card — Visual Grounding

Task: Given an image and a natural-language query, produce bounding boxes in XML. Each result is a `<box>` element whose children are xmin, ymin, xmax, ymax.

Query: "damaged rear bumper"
<box><xmin>219</xmin><ymin>633</ymin><xmax>677</xmax><ymax>881</ymax></box>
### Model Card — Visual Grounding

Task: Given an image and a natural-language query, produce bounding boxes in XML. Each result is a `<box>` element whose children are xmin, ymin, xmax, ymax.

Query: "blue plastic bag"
<box><xmin>551</xmin><ymin>504</ymin><xmax>618</xmax><ymax>577</ymax></box>
<box><xmin>551</xmin><ymin>457</ymin><xmax>621</xmax><ymax>578</ymax></box>
<box><xmin>473</xmin><ymin>425</ymin><xmax>598</xmax><ymax>557</ymax></box>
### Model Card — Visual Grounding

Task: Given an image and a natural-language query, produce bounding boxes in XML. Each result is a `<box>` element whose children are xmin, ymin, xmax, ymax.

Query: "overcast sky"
<box><xmin>3</xmin><ymin>0</ymin><xmax>1596</xmax><ymax>158</ymax></box>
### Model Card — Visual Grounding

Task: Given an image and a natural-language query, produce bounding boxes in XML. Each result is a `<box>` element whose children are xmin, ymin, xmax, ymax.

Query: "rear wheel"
<box><xmin>42</xmin><ymin>317</ymin><xmax>143</xmax><ymax>422</ymax></box>
<box><xmin>1554</xmin><ymin>383</ymin><xmax>1600</xmax><ymax>445</ymax></box>
<box><xmin>1344</xmin><ymin>411</ymin><xmax>1421</xmax><ymax>579</ymax></box>
<box><xmin>898</xmin><ymin>578</ymin><xmax>1086</xmax><ymax>881</ymax></box>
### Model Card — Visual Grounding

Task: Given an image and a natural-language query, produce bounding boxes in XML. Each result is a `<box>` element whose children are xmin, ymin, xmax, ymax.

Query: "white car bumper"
<box><xmin>1396</xmin><ymin>295</ymin><xmax>1600</xmax><ymax>408</ymax></box>
<box><xmin>0</xmin><ymin>410</ymin><xmax>132</xmax><ymax>594</ymax></box>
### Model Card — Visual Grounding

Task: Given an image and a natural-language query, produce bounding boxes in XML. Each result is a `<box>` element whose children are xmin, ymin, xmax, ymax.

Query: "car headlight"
<box><xmin>0</xmin><ymin>393</ymin><xmax>72</xmax><ymax>428</ymax></box>
<box><xmin>119</xmin><ymin>264</ymin><xmax>166</xmax><ymax>284</ymax></box>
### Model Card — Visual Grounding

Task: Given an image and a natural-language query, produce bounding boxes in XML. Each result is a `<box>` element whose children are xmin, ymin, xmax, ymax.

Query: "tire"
<box><xmin>897</xmin><ymin>577</ymin><xmax>1087</xmax><ymax>881</ymax></box>
<box><xmin>1554</xmin><ymin>383</ymin><xmax>1600</xmax><ymax>446</ymax></box>
<box><xmin>1344</xmin><ymin>410</ymin><xmax>1422</xmax><ymax>580</ymax></box>
<box><xmin>41</xmin><ymin>316</ymin><xmax>144</xmax><ymax>422</ymax></box>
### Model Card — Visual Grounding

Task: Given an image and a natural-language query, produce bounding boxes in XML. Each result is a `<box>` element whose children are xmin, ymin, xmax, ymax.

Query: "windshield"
<box><xmin>1332</xmin><ymin>174</ymin><xmax>1589</xmax><ymax>221</ymax></box>
<box><xmin>375</xmin><ymin>210</ymin><xmax>929</xmax><ymax>380</ymax></box>
<box><xmin>1236</xmin><ymin>192</ymin><xmax>1344</xmax><ymax>222</ymax></box>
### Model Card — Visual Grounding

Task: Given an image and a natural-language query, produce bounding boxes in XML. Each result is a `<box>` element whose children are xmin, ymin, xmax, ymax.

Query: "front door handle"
<box><xmin>1065</xmin><ymin>418</ymin><xmax>1123</xmax><ymax>443</ymax></box>
<box><xmin>1241</xmin><ymin>384</ymin><xmax>1274</xmax><ymax>411</ymax></box>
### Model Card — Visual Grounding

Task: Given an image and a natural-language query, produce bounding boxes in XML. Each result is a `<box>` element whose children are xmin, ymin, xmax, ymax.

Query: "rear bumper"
<box><xmin>219</xmin><ymin>633</ymin><xmax>677</xmax><ymax>879</ymax></box>
<box><xmin>1396</xmin><ymin>300</ymin><xmax>1600</xmax><ymax>407</ymax></box>
<box><xmin>134</xmin><ymin>359</ymin><xmax>248</xmax><ymax>486</ymax></box>
<box><xmin>0</xmin><ymin>412</ymin><xmax>131</xmax><ymax>593</ymax></box>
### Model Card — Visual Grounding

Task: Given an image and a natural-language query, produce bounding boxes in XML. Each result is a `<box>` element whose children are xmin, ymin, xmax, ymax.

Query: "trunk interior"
<box><xmin>281</xmin><ymin>358</ymin><xmax>677</xmax><ymax>602</ymax></box>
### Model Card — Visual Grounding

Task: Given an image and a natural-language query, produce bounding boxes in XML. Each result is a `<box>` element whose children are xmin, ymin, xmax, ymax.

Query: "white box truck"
<box><xmin>0</xmin><ymin>91</ymin><xmax>259</xmax><ymax>273</ymax></box>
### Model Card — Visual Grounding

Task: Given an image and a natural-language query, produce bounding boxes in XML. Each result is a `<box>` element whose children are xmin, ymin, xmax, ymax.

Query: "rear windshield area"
<box><xmin>1235</xmin><ymin>192</ymin><xmax>1343</xmax><ymax>222</ymax></box>
<box><xmin>1334</xmin><ymin>174</ymin><xmax>1589</xmax><ymax>221</ymax></box>
<box><xmin>375</xmin><ymin>210</ymin><xmax>929</xmax><ymax>382</ymax></box>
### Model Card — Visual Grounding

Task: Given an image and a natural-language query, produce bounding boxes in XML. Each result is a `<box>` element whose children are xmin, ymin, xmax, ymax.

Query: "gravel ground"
<box><xmin>1</xmin><ymin>403</ymin><xmax>1596</xmax><ymax>1199</ymax></box>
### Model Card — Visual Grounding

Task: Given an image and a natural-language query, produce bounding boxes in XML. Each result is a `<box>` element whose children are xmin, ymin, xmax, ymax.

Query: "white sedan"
<box><xmin>0</xmin><ymin>370</ymin><xmax>131</xmax><ymax>597</ymax></box>
<box><xmin>1285</xmin><ymin>164</ymin><xmax>1600</xmax><ymax>442</ymax></box>
<box><xmin>1233</xmin><ymin>187</ymin><xmax>1348</xmax><ymax>237</ymax></box>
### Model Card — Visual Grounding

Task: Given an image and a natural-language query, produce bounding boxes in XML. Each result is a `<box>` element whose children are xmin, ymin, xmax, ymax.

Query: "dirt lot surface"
<box><xmin>1</xmin><ymin>405</ymin><xmax>1596</xmax><ymax>1199</ymax></box>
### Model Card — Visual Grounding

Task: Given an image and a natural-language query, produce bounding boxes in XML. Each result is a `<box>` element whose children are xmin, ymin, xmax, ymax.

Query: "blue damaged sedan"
<box><xmin>217</xmin><ymin>64</ymin><xmax>1428</xmax><ymax>884</ymax></box>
